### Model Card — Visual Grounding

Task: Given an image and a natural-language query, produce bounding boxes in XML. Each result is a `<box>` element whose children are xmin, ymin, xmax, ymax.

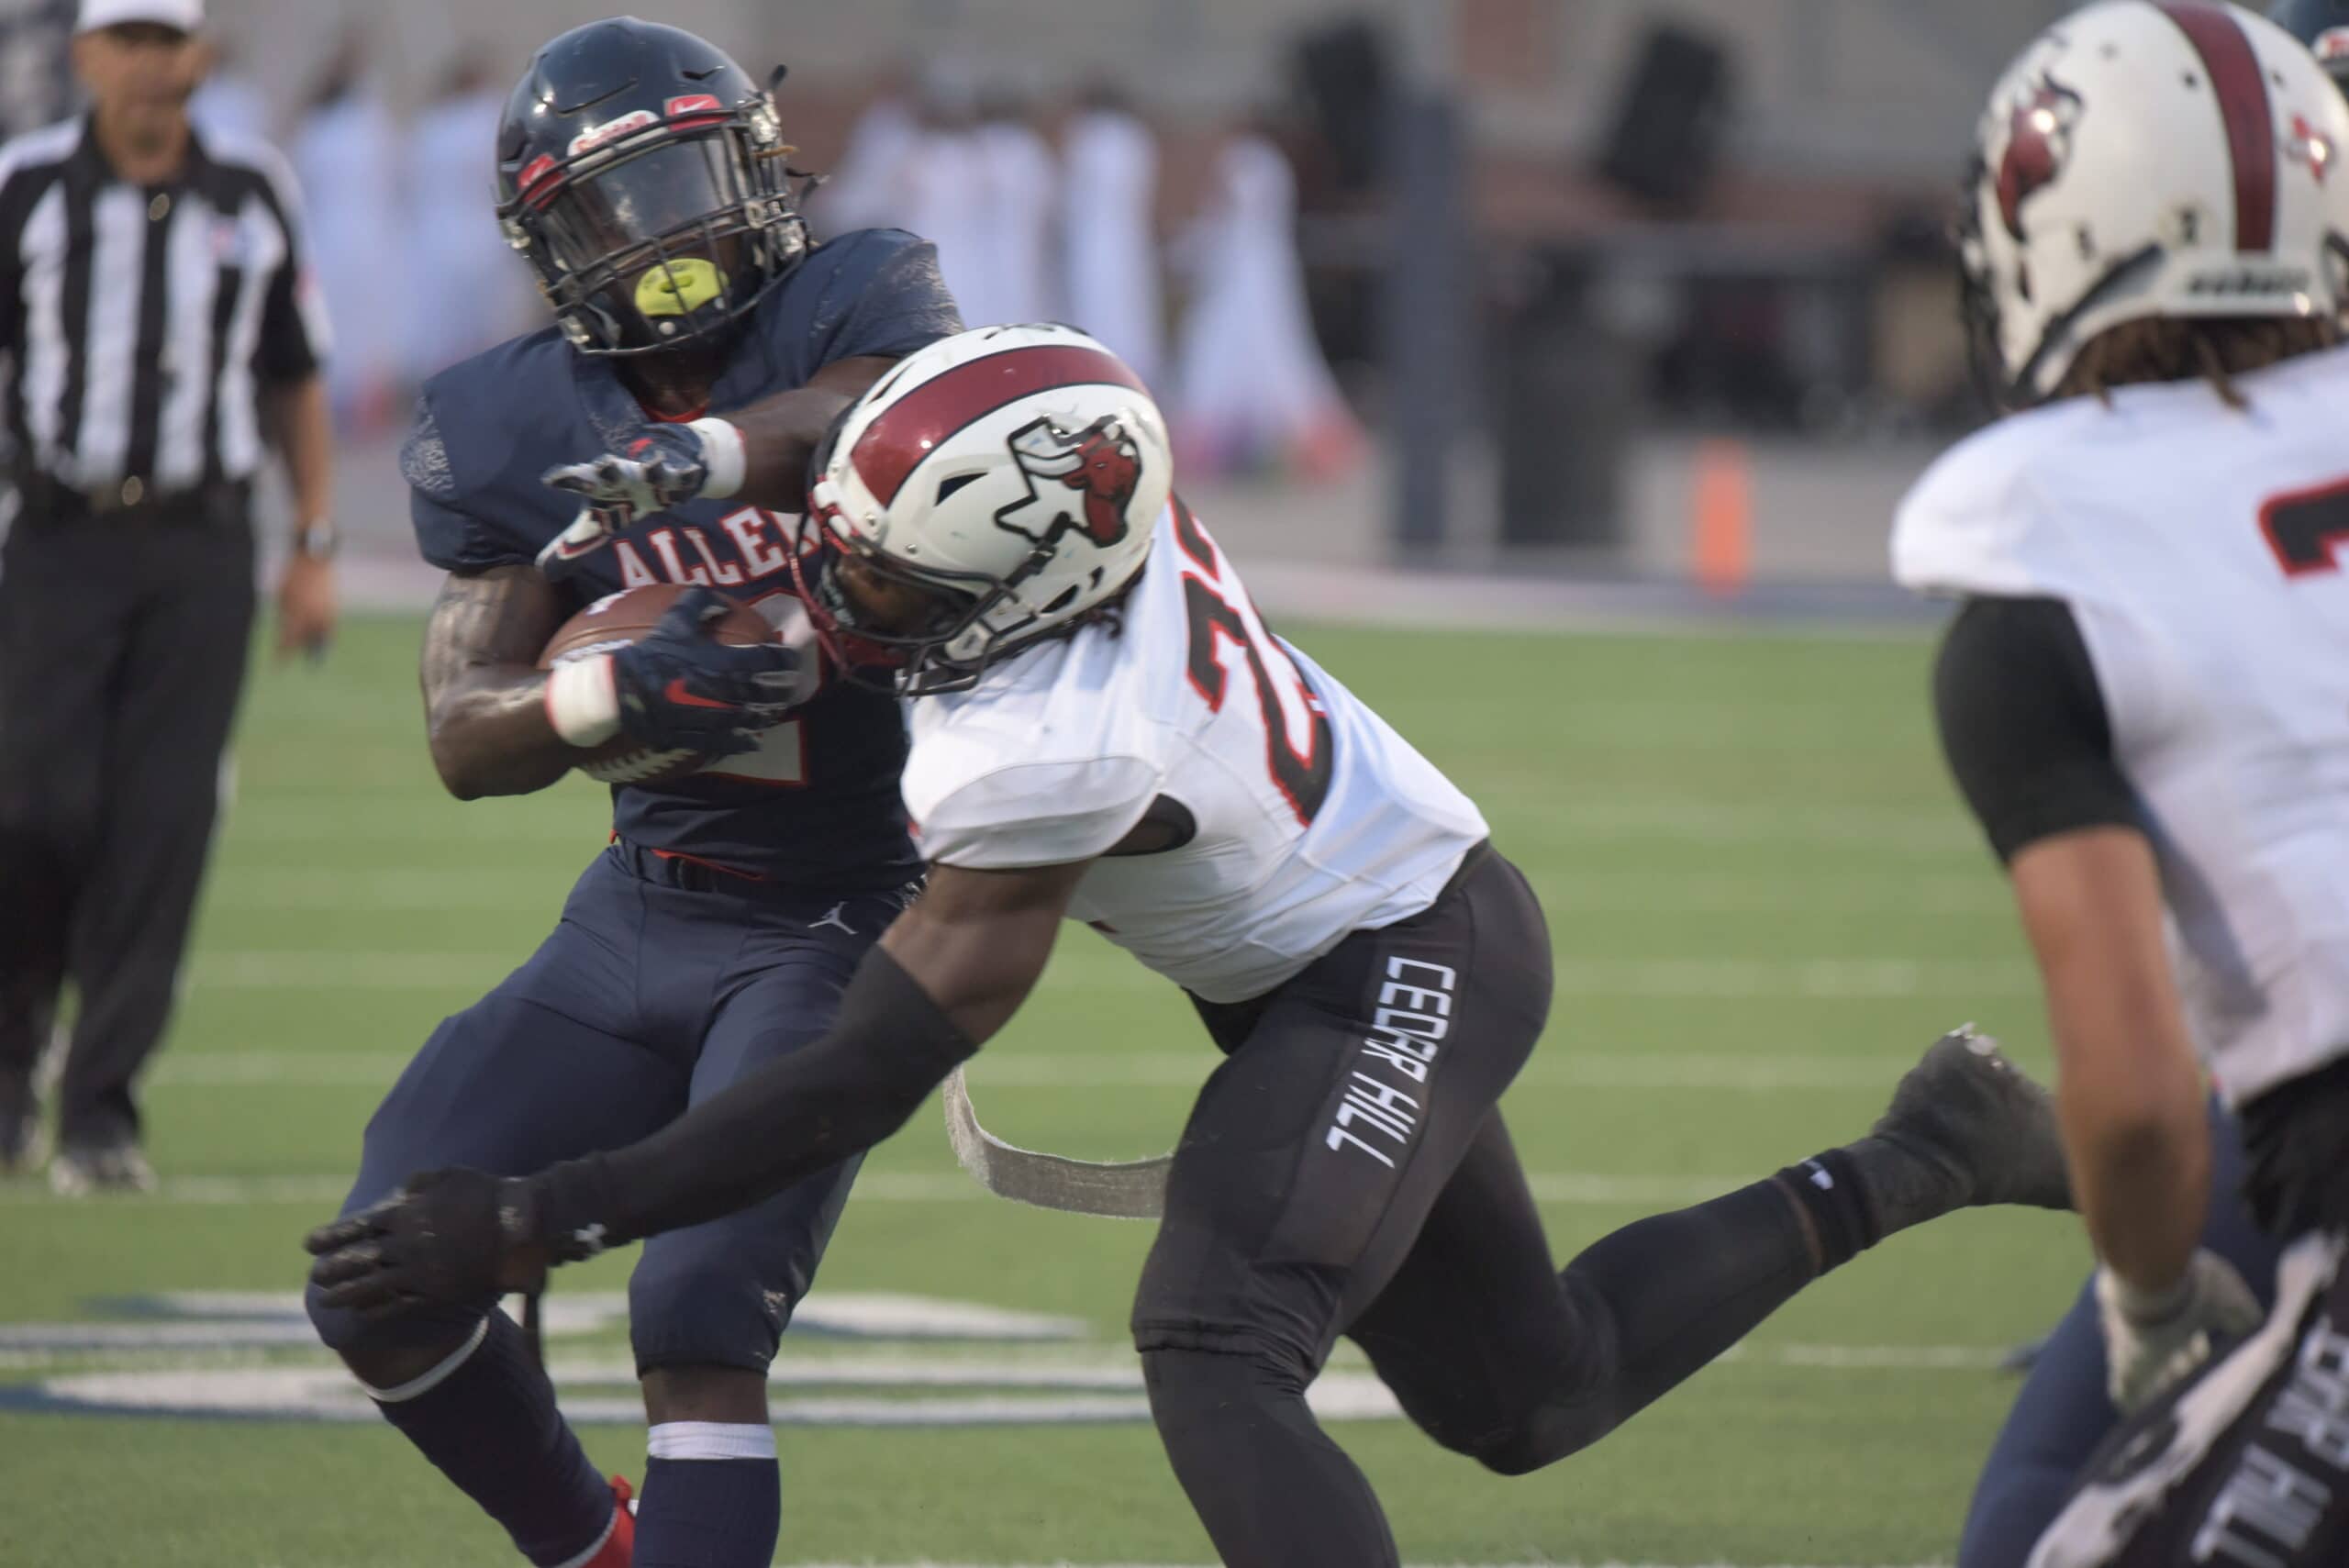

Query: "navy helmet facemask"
<box><xmin>495</xmin><ymin>17</ymin><xmax>810</xmax><ymax>357</ymax></box>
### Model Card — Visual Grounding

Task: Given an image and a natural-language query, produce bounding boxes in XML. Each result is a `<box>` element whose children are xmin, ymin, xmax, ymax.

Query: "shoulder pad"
<box><xmin>756</xmin><ymin>228</ymin><xmax>963</xmax><ymax>379</ymax></box>
<box><xmin>1891</xmin><ymin>403</ymin><xmax>2099</xmax><ymax>600</ymax></box>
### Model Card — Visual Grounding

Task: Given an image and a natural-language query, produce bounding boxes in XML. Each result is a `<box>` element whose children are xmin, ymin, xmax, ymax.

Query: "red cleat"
<box><xmin>573</xmin><ymin>1476</ymin><xmax>634</xmax><ymax>1568</ymax></box>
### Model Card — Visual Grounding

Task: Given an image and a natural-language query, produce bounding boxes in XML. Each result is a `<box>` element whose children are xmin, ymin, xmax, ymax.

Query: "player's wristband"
<box><xmin>688</xmin><ymin>417</ymin><xmax>748</xmax><ymax>500</ymax></box>
<box><xmin>545</xmin><ymin>655</ymin><xmax>621</xmax><ymax>747</ymax></box>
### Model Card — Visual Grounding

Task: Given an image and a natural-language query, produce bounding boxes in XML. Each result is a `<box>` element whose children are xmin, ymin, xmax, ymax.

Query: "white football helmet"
<box><xmin>798</xmin><ymin>324</ymin><xmax>1172</xmax><ymax>693</ymax></box>
<box><xmin>1962</xmin><ymin>0</ymin><xmax>2349</xmax><ymax>406</ymax></box>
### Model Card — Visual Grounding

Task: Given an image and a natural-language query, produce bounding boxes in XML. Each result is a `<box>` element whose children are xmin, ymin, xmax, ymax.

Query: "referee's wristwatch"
<box><xmin>291</xmin><ymin>520</ymin><xmax>340</xmax><ymax>561</ymax></box>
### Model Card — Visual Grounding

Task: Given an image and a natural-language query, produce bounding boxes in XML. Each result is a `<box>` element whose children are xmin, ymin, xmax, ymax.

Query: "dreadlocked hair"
<box><xmin>2055</xmin><ymin>316</ymin><xmax>2341</xmax><ymax>410</ymax></box>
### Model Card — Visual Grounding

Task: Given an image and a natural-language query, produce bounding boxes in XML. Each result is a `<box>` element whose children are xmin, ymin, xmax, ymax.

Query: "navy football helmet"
<box><xmin>495</xmin><ymin>17</ymin><xmax>808</xmax><ymax>356</ymax></box>
<box><xmin>2273</xmin><ymin>0</ymin><xmax>2349</xmax><ymax>93</ymax></box>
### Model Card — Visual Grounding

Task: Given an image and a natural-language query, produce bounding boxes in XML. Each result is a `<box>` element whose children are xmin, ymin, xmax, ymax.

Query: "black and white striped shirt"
<box><xmin>0</xmin><ymin>114</ymin><xmax>329</xmax><ymax>507</ymax></box>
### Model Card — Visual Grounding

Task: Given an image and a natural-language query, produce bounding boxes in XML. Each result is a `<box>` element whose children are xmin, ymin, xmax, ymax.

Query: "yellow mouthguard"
<box><xmin>635</xmin><ymin>257</ymin><xmax>728</xmax><ymax>318</ymax></box>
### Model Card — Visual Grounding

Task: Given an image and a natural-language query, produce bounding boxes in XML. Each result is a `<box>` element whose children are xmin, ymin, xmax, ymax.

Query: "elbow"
<box><xmin>2060</xmin><ymin>1055</ymin><xmax>2206</xmax><ymax>1172</ymax></box>
<box><xmin>433</xmin><ymin>755</ymin><xmax>490</xmax><ymax>803</ymax></box>
<box><xmin>424</xmin><ymin>718</ymin><xmax>491</xmax><ymax>801</ymax></box>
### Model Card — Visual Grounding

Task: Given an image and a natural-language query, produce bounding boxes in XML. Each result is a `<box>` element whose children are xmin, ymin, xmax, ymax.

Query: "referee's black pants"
<box><xmin>0</xmin><ymin>505</ymin><xmax>254</xmax><ymax>1149</ymax></box>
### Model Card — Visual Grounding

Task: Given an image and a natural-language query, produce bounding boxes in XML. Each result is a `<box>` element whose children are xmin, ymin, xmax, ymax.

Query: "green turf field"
<box><xmin>0</xmin><ymin>611</ymin><xmax>2087</xmax><ymax>1567</ymax></box>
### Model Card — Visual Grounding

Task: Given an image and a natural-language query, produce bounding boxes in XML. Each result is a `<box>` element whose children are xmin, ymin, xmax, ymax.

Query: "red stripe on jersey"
<box><xmin>850</xmin><ymin>344</ymin><xmax>1150</xmax><ymax>506</ymax></box>
<box><xmin>2160</xmin><ymin>3</ymin><xmax>2278</xmax><ymax>252</ymax></box>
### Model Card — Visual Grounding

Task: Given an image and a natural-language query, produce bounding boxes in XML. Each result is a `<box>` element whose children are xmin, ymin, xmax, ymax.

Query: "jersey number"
<box><xmin>1174</xmin><ymin>503</ymin><xmax>1334</xmax><ymax>826</ymax></box>
<box><xmin>2262</xmin><ymin>479</ymin><xmax>2349</xmax><ymax>576</ymax></box>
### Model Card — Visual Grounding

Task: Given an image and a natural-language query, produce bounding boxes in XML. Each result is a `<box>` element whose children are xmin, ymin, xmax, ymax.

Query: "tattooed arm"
<box><xmin>418</xmin><ymin>566</ymin><xmax>573</xmax><ymax>801</ymax></box>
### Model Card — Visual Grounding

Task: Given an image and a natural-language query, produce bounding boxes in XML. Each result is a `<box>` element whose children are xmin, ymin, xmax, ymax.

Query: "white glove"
<box><xmin>2096</xmin><ymin>1249</ymin><xmax>2264</xmax><ymax>1413</ymax></box>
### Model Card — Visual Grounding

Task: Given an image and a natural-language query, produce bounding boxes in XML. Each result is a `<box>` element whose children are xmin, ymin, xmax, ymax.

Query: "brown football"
<box><xmin>538</xmin><ymin>584</ymin><xmax>776</xmax><ymax>786</ymax></box>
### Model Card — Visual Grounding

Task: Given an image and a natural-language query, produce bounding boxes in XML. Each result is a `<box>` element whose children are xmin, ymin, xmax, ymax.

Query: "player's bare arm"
<box><xmin>418</xmin><ymin>565</ymin><xmax>573</xmax><ymax>801</ymax></box>
<box><xmin>1929</xmin><ymin>594</ymin><xmax>2266</xmax><ymax>1415</ymax></box>
<box><xmin>726</xmin><ymin>353</ymin><xmax>900</xmax><ymax>506</ymax></box>
<box><xmin>423</xmin><ymin>566</ymin><xmax>807</xmax><ymax>801</ymax></box>
<box><xmin>306</xmin><ymin>857</ymin><xmax>1093</xmax><ymax>1311</ymax></box>
<box><xmin>2009</xmin><ymin>826</ymin><xmax>2209</xmax><ymax>1291</ymax></box>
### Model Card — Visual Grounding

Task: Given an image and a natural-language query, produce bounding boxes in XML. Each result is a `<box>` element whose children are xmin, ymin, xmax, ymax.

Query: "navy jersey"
<box><xmin>400</xmin><ymin>228</ymin><xmax>961</xmax><ymax>889</ymax></box>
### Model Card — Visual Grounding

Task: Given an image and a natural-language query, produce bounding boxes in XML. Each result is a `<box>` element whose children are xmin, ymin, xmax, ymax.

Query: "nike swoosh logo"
<box><xmin>663</xmin><ymin>678</ymin><xmax>736</xmax><ymax>711</ymax></box>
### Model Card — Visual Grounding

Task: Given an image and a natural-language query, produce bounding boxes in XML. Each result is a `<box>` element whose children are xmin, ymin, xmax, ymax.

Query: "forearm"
<box><xmin>707</xmin><ymin>355</ymin><xmax>897</xmax><ymax>509</ymax></box>
<box><xmin>720</xmin><ymin>386</ymin><xmax>861</xmax><ymax>508</ymax></box>
<box><xmin>2057</xmin><ymin>1033</ymin><xmax>2210</xmax><ymax>1290</ymax></box>
<box><xmin>268</xmin><ymin>376</ymin><xmax>334</xmax><ymax>534</ymax></box>
<box><xmin>419</xmin><ymin>568</ymin><xmax>574</xmax><ymax>800</ymax></box>
<box><xmin>427</xmin><ymin>668</ymin><xmax>573</xmax><ymax>800</ymax></box>
<box><xmin>2022</xmin><ymin>834</ymin><xmax>2211</xmax><ymax>1289</ymax></box>
<box><xmin>532</xmin><ymin>947</ymin><xmax>978</xmax><ymax>1247</ymax></box>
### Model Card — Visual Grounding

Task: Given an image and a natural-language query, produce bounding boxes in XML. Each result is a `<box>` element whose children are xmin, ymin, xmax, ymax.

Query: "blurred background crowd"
<box><xmin>0</xmin><ymin>0</ymin><xmax>2082</xmax><ymax>579</ymax></box>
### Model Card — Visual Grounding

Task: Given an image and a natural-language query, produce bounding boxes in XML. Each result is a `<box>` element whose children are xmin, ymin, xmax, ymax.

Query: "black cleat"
<box><xmin>1871</xmin><ymin>1026</ymin><xmax>2073</xmax><ymax>1215</ymax></box>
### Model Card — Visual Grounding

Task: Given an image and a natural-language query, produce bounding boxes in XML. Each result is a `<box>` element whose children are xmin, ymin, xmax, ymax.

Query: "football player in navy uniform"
<box><xmin>300</xmin><ymin>20</ymin><xmax>959</xmax><ymax>1568</ymax></box>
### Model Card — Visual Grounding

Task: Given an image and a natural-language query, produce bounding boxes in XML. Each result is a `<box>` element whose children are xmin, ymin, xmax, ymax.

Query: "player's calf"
<box><xmin>306</xmin><ymin>1283</ymin><xmax>617</xmax><ymax>1567</ymax></box>
<box><xmin>1140</xmin><ymin>1340</ymin><xmax>1403</xmax><ymax>1568</ymax></box>
<box><xmin>631</xmin><ymin>1371</ymin><xmax>780</xmax><ymax>1568</ymax></box>
<box><xmin>629</xmin><ymin>1251</ymin><xmax>794</xmax><ymax>1568</ymax></box>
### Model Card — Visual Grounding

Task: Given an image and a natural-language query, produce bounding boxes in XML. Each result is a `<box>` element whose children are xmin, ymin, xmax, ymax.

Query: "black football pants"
<box><xmin>0</xmin><ymin>509</ymin><xmax>254</xmax><ymax>1147</ymax></box>
<box><xmin>1131</xmin><ymin>845</ymin><xmax>1827</xmax><ymax>1568</ymax></box>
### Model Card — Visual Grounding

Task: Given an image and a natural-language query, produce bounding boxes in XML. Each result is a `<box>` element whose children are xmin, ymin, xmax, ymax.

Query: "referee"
<box><xmin>0</xmin><ymin>0</ymin><xmax>335</xmax><ymax>1194</ymax></box>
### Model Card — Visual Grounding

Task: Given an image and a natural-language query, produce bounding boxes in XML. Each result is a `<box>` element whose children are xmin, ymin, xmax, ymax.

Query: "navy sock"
<box><xmin>371</xmin><ymin>1313</ymin><xmax>613</xmax><ymax>1566</ymax></box>
<box><xmin>634</xmin><ymin>1451</ymin><xmax>782</xmax><ymax>1568</ymax></box>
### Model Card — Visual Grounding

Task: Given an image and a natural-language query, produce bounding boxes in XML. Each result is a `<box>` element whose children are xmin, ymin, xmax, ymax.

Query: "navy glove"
<box><xmin>609</xmin><ymin>586</ymin><xmax>806</xmax><ymax>756</ymax></box>
<box><xmin>304</xmin><ymin>1168</ymin><xmax>588</xmax><ymax>1321</ymax></box>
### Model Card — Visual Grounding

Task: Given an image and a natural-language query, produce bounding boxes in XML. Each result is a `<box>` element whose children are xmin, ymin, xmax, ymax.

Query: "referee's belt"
<box><xmin>17</xmin><ymin>473</ymin><xmax>250</xmax><ymax>528</ymax></box>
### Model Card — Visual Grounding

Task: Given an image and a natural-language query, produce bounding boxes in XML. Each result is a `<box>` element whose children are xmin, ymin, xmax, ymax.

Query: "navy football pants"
<box><xmin>1958</xmin><ymin>1100</ymin><xmax>2282</xmax><ymax>1568</ymax></box>
<box><xmin>308</xmin><ymin>846</ymin><xmax>907</xmax><ymax>1374</ymax></box>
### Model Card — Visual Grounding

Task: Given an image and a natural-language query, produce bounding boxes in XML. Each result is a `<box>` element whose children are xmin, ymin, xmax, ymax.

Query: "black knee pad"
<box><xmin>1132</xmin><ymin>1313</ymin><xmax>1323</xmax><ymax>1391</ymax></box>
<box><xmin>1138</xmin><ymin>1340</ymin><xmax>1317</xmax><ymax>1438</ymax></box>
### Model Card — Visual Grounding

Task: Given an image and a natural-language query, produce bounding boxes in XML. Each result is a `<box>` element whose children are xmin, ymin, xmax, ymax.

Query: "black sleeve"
<box><xmin>251</xmin><ymin>167</ymin><xmax>326</xmax><ymax>384</ymax></box>
<box><xmin>529</xmin><ymin>946</ymin><xmax>978</xmax><ymax>1250</ymax></box>
<box><xmin>1932</xmin><ymin>595</ymin><xmax>2140</xmax><ymax>863</ymax></box>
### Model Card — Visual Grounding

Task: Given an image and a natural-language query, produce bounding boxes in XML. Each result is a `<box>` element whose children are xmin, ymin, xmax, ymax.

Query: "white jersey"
<box><xmin>902</xmin><ymin>504</ymin><xmax>1489</xmax><ymax>1003</ymax></box>
<box><xmin>1894</xmin><ymin>345</ymin><xmax>2349</xmax><ymax>1103</ymax></box>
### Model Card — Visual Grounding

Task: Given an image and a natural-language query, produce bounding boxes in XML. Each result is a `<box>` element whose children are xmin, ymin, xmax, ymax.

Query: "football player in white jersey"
<box><xmin>309</xmin><ymin>325</ymin><xmax>2076</xmax><ymax>1566</ymax></box>
<box><xmin>1890</xmin><ymin>5</ymin><xmax>2349</xmax><ymax>1564</ymax></box>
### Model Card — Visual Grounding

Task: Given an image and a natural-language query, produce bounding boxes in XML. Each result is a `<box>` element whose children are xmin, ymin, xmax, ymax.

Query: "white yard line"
<box><xmin>199</xmin><ymin>867</ymin><xmax>2007</xmax><ymax>918</ymax></box>
<box><xmin>178</xmin><ymin>951</ymin><xmax>2036</xmax><ymax>999</ymax></box>
<box><xmin>148</xmin><ymin>1050</ymin><xmax>1932</xmax><ymax>1094</ymax></box>
<box><xmin>0</xmin><ymin>1170</ymin><xmax>1889</xmax><ymax>1209</ymax></box>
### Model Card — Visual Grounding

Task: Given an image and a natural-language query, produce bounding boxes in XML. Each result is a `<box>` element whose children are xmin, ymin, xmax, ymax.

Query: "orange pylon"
<box><xmin>1691</xmin><ymin>439</ymin><xmax>1753</xmax><ymax>598</ymax></box>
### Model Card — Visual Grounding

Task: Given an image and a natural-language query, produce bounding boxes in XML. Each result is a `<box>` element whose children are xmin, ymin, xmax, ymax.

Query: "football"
<box><xmin>538</xmin><ymin>584</ymin><xmax>777</xmax><ymax>786</ymax></box>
